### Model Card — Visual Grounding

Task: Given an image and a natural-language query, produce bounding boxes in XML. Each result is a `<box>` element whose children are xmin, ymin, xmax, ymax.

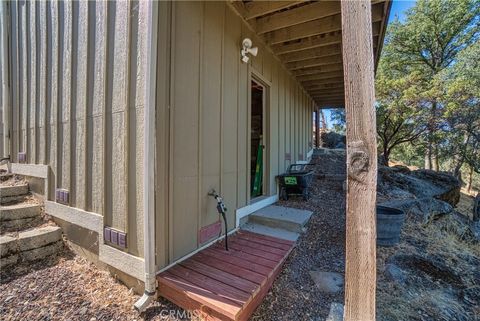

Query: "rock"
<box><xmin>411</xmin><ymin>170</ymin><xmax>461</xmax><ymax>206</ymax></box>
<box><xmin>334</xmin><ymin>142</ymin><xmax>345</xmax><ymax>149</ymax></box>
<box><xmin>379</xmin><ymin>198</ymin><xmax>453</xmax><ymax>223</ymax></box>
<box><xmin>378</xmin><ymin>167</ymin><xmax>461</xmax><ymax>206</ymax></box>
<box><xmin>385</xmin><ymin>263</ymin><xmax>406</xmax><ymax>284</ymax></box>
<box><xmin>326</xmin><ymin>303</ymin><xmax>344</xmax><ymax>321</ymax></box>
<box><xmin>320</xmin><ymin>132</ymin><xmax>346</xmax><ymax>149</ymax></box>
<box><xmin>309</xmin><ymin>271</ymin><xmax>343</xmax><ymax>293</ymax></box>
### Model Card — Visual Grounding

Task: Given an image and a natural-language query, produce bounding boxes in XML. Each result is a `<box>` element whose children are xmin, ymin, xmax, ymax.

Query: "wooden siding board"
<box><xmin>171</xmin><ymin>1</ymin><xmax>202</xmax><ymax>259</ymax></box>
<box><xmin>91</xmin><ymin>1</ymin><xmax>106</xmax><ymax>215</ymax></box>
<box><xmin>73</xmin><ymin>0</ymin><xmax>88</xmax><ymax>209</ymax></box>
<box><xmin>223</xmin><ymin>4</ymin><xmax>240</xmax><ymax>217</ymax></box>
<box><xmin>38</xmin><ymin>1</ymin><xmax>47</xmax><ymax>165</ymax></box>
<box><xmin>269</xmin><ymin>63</ymin><xmax>279</xmax><ymax>194</ymax></box>
<box><xmin>60</xmin><ymin>0</ymin><xmax>72</xmax><ymax>191</ymax></box>
<box><xmin>201</xmin><ymin>1</ymin><xmax>223</xmax><ymax>230</ymax></box>
<box><xmin>28</xmin><ymin>1</ymin><xmax>36</xmax><ymax>163</ymax></box>
<box><xmin>10</xmin><ymin>1</ymin><xmax>20</xmax><ymax>162</ymax></box>
<box><xmin>20</xmin><ymin>1</ymin><xmax>27</xmax><ymax>155</ymax></box>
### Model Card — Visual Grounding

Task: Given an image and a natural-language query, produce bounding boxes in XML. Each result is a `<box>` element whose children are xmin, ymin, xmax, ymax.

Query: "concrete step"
<box><xmin>1</xmin><ymin>184</ymin><xmax>30</xmax><ymax>204</ymax></box>
<box><xmin>241</xmin><ymin>221</ymin><xmax>300</xmax><ymax>242</ymax></box>
<box><xmin>0</xmin><ymin>225</ymin><xmax>63</xmax><ymax>268</ymax></box>
<box><xmin>1</xmin><ymin>203</ymin><xmax>43</xmax><ymax>231</ymax></box>
<box><xmin>248</xmin><ymin>205</ymin><xmax>313</xmax><ymax>233</ymax></box>
<box><xmin>0</xmin><ymin>184</ymin><xmax>29</xmax><ymax>197</ymax></box>
<box><xmin>1</xmin><ymin>203</ymin><xmax>41</xmax><ymax>221</ymax></box>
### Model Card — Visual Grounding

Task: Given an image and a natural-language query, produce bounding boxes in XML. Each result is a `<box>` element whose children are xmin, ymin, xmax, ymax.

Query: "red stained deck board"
<box><xmin>234</xmin><ymin>232</ymin><xmax>292</xmax><ymax>251</ymax></box>
<box><xmin>157</xmin><ymin>231</ymin><xmax>295</xmax><ymax>321</ymax></box>
<box><xmin>211</xmin><ymin>245</ymin><xmax>278</xmax><ymax>269</ymax></box>
<box><xmin>203</xmin><ymin>247</ymin><xmax>274</xmax><ymax>276</ymax></box>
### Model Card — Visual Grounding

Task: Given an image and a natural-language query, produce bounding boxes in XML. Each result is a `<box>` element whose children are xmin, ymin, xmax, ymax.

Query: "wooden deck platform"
<box><xmin>157</xmin><ymin>230</ymin><xmax>295</xmax><ymax>321</ymax></box>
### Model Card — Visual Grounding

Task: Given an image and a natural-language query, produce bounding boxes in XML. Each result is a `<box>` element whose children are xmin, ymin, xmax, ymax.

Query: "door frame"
<box><xmin>247</xmin><ymin>69</ymin><xmax>270</xmax><ymax>204</ymax></box>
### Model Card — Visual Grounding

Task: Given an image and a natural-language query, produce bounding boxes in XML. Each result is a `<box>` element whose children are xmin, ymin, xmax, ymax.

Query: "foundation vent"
<box><xmin>104</xmin><ymin>226</ymin><xmax>127</xmax><ymax>249</ymax></box>
<box><xmin>18</xmin><ymin>152</ymin><xmax>27</xmax><ymax>163</ymax></box>
<box><xmin>56</xmin><ymin>188</ymin><xmax>69</xmax><ymax>205</ymax></box>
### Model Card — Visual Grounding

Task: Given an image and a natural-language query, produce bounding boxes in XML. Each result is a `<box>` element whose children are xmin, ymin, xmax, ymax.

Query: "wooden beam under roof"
<box><xmin>263</xmin><ymin>3</ymin><xmax>384</xmax><ymax>45</ymax></box>
<box><xmin>305</xmin><ymin>86</ymin><xmax>345</xmax><ymax>93</ymax></box>
<box><xmin>256</xmin><ymin>1</ymin><xmax>341</xmax><ymax>34</ymax></box>
<box><xmin>271</xmin><ymin>32</ymin><xmax>342</xmax><ymax>55</ymax></box>
<box><xmin>308</xmin><ymin>83</ymin><xmax>345</xmax><ymax>91</ymax></box>
<box><xmin>293</xmin><ymin>63</ymin><xmax>343</xmax><ymax>76</ymax></box>
<box><xmin>314</xmin><ymin>100</ymin><xmax>345</xmax><ymax>107</ymax></box>
<box><xmin>297</xmin><ymin>70</ymin><xmax>344</xmax><ymax>81</ymax></box>
<box><xmin>265</xmin><ymin>14</ymin><xmax>342</xmax><ymax>45</ymax></box>
<box><xmin>281</xmin><ymin>43</ymin><xmax>341</xmax><ymax>63</ymax></box>
<box><xmin>312</xmin><ymin>86</ymin><xmax>345</xmax><ymax>92</ymax></box>
<box><xmin>241</xmin><ymin>1</ymin><xmax>306</xmax><ymax>20</ymax></box>
<box><xmin>312</xmin><ymin>93</ymin><xmax>345</xmax><ymax>100</ymax></box>
<box><xmin>302</xmin><ymin>76</ymin><xmax>343</xmax><ymax>90</ymax></box>
<box><xmin>287</xmin><ymin>55</ymin><xmax>343</xmax><ymax>70</ymax></box>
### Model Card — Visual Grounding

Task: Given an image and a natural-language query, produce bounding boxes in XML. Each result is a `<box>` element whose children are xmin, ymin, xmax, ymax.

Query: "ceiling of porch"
<box><xmin>230</xmin><ymin>0</ymin><xmax>391</xmax><ymax>108</ymax></box>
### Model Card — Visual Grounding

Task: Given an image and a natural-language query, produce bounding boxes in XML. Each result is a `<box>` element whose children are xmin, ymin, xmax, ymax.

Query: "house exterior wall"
<box><xmin>2</xmin><ymin>1</ymin><xmax>148</xmax><ymax>260</ymax></box>
<box><xmin>154</xmin><ymin>1</ymin><xmax>315</xmax><ymax>265</ymax></box>
<box><xmin>1</xmin><ymin>0</ymin><xmax>315</xmax><ymax>278</ymax></box>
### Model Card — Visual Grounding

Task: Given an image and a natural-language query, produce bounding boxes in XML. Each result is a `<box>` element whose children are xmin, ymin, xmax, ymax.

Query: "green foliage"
<box><xmin>329</xmin><ymin>109</ymin><xmax>346</xmax><ymax>134</ymax></box>
<box><xmin>376</xmin><ymin>0</ymin><xmax>480</xmax><ymax>173</ymax></box>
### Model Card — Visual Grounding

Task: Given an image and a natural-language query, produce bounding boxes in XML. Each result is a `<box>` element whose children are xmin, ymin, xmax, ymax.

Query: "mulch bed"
<box><xmin>252</xmin><ymin>152</ymin><xmax>347</xmax><ymax>321</ymax></box>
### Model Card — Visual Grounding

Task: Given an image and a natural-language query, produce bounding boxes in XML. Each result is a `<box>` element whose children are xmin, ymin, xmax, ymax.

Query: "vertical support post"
<box><xmin>315</xmin><ymin>109</ymin><xmax>320</xmax><ymax>148</ymax></box>
<box><xmin>341</xmin><ymin>1</ymin><xmax>377</xmax><ymax>321</ymax></box>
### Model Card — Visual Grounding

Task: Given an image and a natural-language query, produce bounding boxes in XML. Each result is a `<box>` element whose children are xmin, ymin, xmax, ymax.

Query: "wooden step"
<box><xmin>157</xmin><ymin>230</ymin><xmax>295</xmax><ymax>321</ymax></box>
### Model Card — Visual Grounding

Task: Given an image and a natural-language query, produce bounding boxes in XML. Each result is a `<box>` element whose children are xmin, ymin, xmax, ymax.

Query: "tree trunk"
<box><xmin>425</xmin><ymin>147</ymin><xmax>432</xmax><ymax>170</ymax></box>
<box><xmin>433</xmin><ymin>146</ymin><xmax>439</xmax><ymax>171</ymax></box>
<box><xmin>467</xmin><ymin>165</ymin><xmax>474</xmax><ymax>193</ymax></box>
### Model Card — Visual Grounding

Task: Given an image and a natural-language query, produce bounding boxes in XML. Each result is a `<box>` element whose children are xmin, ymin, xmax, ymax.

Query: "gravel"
<box><xmin>252</xmin><ymin>151</ymin><xmax>347</xmax><ymax>321</ymax></box>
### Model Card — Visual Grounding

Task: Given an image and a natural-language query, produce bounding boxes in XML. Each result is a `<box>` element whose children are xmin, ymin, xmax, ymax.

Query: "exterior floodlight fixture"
<box><xmin>241</xmin><ymin>38</ymin><xmax>258</xmax><ymax>63</ymax></box>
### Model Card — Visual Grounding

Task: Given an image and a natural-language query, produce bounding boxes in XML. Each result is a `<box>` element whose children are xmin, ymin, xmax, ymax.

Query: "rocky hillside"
<box><xmin>375</xmin><ymin>165</ymin><xmax>479</xmax><ymax>321</ymax></box>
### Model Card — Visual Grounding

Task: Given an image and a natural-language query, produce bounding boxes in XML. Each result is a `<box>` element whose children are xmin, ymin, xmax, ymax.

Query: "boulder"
<box><xmin>309</xmin><ymin>271</ymin><xmax>343</xmax><ymax>293</ymax></box>
<box><xmin>320</xmin><ymin>132</ymin><xmax>346</xmax><ymax>149</ymax></box>
<box><xmin>379</xmin><ymin>197</ymin><xmax>453</xmax><ymax>223</ymax></box>
<box><xmin>378</xmin><ymin>167</ymin><xmax>461</xmax><ymax>206</ymax></box>
<box><xmin>385</xmin><ymin>263</ymin><xmax>407</xmax><ymax>284</ymax></box>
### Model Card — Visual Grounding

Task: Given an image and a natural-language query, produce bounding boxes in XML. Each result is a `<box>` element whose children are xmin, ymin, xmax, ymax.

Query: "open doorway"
<box><xmin>250</xmin><ymin>79</ymin><xmax>264</xmax><ymax>199</ymax></box>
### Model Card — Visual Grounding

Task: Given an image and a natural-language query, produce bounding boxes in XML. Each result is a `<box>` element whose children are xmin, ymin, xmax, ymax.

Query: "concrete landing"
<box><xmin>241</xmin><ymin>221</ymin><xmax>300</xmax><ymax>242</ymax></box>
<box><xmin>248</xmin><ymin>205</ymin><xmax>312</xmax><ymax>233</ymax></box>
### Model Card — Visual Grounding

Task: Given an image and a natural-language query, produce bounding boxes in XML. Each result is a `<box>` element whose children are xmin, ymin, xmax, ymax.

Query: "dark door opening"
<box><xmin>251</xmin><ymin>80</ymin><xmax>264</xmax><ymax>198</ymax></box>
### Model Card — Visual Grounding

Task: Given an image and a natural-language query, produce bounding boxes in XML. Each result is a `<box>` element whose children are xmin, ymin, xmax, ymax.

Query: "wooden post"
<box><xmin>341</xmin><ymin>1</ymin><xmax>377</xmax><ymax>321</ymax></box>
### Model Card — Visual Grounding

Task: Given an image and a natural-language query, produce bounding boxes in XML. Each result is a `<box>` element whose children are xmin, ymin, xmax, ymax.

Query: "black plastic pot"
<box><xmin>376</xmin><ymin>205</ymin><xmax>405</xmax><ymax>247</ymax></box>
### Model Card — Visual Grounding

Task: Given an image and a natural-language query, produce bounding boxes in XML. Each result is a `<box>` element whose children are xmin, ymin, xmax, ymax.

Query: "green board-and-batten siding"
<box><xmin>2</xmin><ymin>0</ymin><xmax>147</xmax><ymax>258</ymax></box>
<box><xmin>155</xmin><ymin>1</ymin><xmax>315</xmax><ymax>266</ymax></box>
